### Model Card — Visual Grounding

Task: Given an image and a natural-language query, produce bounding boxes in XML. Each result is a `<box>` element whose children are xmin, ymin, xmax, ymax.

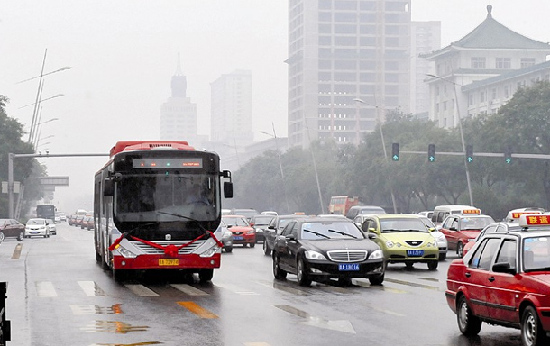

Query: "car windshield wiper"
<box><xmin>327</xmin><ymin>229</ymin><xmax>357</xmax><ymax>239</ymax></box>
<box><xmin>303</xmin><ymin>229</ymin><xmax>331</xmax><ymax>239</ymax></box>
<box><xmin>381</xmin><ymin>229</ymin><xmax>400</xmax><ymax>233</ymax></box>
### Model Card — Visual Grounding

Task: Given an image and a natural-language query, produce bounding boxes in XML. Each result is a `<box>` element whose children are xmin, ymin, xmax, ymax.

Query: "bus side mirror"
<box><xmin>104</xmin><ymin>179</ymin><xmax>114</xmax><ymax>197</ymax></box>
<box><xmin>224</xmin><ymin>182</ymin><xmax>233</xmax><ymax>198</ymax></box>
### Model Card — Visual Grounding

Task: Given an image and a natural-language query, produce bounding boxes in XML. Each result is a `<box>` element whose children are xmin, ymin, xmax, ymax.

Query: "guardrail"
<box><xmin>0</xmin><ymin>282</ymin><xmax>10</xmax><ymax>345</ymax></box>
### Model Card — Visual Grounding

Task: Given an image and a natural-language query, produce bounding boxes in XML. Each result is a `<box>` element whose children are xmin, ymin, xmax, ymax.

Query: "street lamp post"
<box><xmin>261</xmin><ymin>123</ymin><xmax>291</xmax><ymax>213</ymax></box>
<box><xmin>354</xmin><ymin>98</ymin><xmax>398</xmax><ymax>213</ymax></box>
<box><xmin>304</xmin><ymin>118</ymin><xmax>326</xmax><ymax>214</ymax></box>
<box><xmin>426</xmin><ymin>74</ymin><xmax>474</xmax><ymax>206</ymax></box>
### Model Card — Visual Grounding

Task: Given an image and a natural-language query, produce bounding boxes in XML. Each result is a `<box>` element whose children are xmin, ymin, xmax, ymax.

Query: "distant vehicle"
<box><xmin>419</xmin><ymin>216</ymin><xmax>448</xmax><ymax>261</ymax></box>
<box><xmin>222</xmin><ymin>215</ymin><xmax>255</xmax><ymax>247</ymax></box>
<box><xmin>446</xmin><ymin>214</ymin><xmax>550</xmax><ymax>345</ymax></box>
<box><xmin>249</xmin><ymin>214</ymin><xmax>275</xmax><ymax>243</ymax></box>
<box><xmin>505</xmin><ymin>207</ymin><xmax>545</xmax><ymax>222</ymax></box>
<box><xmin>431</xmin><ymin>205</ymin><xmax>480</xmax><ymax>229</ymax></box>
<box><xmin>0</xmin><ymin>219</ymin><xmax>25</xmax><ymax>241</ymax></box>
<box><xmin>263</xmin><ymin>213</ymin><xmax>311</xmax><ymax>256</ymax></box>
<box><xmin>36</xmin><ymin>204</ymin><xmax>56</xmax><ymax>221</ymax></box>
<box><xmin>24</xmin><ymin>218</ymin><xmax>51</xmax><ymax>238</ymax></box>
<box><xmin>328</xmin><ymin>196</ymin><xmax>359</xmax><ymax>216</ymax></box>
<box><xmin>345</xmin><ymin>205</ymin><xmax>386</xmax><ymax>220</ymax></box>
<box><xmin>418</xmin><ymin>211</ymin><xmax>434</xmax><ymax>219</ymax></box>
<box><xmin>272</xmin><ymin>216</ymin><xmax>385</xmax><ymax>286</ymax></box>
<box><xmin>361</xmin><ymin>214</ymin><xmax>439</xmax><ymax>270</ymax></box>
<box><xmin>47</xmin><ymin>219</ymin><xmax>57</xmax><ymax>235</ymax></box>
<box><xmin>230</xmin><ymin>208</ymin><xmax>259</xmax><ymax>222</ymax></box>
<box><xmin>217</xmin><ymin>221</ymin><xmax>233</xmax><ymax>253</ymax></box>
<box><xmin>440</xmin><ymin>214</ymin><xmax>495</xmax><ymax>257</ymax></box>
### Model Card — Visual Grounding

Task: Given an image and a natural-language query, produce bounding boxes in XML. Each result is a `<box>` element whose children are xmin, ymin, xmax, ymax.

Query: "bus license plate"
<box><xmin>159</xmin><ymin>259</ymin><xmax>179</xmax><ymax>266</ymax></box>
<box><xmin>338</xmin><ymin>263</ymin><xmax>360</xmax><ymax>271</ymax></box>
<box><xmin>407</xmin><ymin>250</ymin><xmax>424</xmax><ymax>257</ymax></box>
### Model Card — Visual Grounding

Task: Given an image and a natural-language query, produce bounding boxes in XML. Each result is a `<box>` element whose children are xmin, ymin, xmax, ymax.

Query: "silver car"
<box><xmin>218</xmin><ymin>221</ymin><xmax>233</xmax><ymax>253</ymax></box>
<box><xmin>419</xmin><ymin>216</ymin><xmax>447</xmax><ymax>260</ymax></box>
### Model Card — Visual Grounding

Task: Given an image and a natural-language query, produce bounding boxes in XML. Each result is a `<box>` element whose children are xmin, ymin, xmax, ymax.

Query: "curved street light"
<box><xmin>426</xmin><ymin>74</ymin><xmax>473</xmax><ymax>206</ymax></box>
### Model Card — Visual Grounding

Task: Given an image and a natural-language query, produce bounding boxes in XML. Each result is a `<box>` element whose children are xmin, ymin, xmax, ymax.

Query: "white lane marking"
<box><xmin>214</xmin><ymin>283</ymin><xmax>259</xmax><ymax>296</ymax></box>
<box><xmin>171</xmin><ymin>284</ymin><xmax>209</xmax><ymax>296</ymax></box>
<box><xmin>78</xmin><ymin>281</ymin><xmax>106</xmax><ymax>296</ymax></box>
<box><xmin>36</xmin><ymin>281</ymin><xmax>57</xmax><ymax>297</ymax></box>
<box><xmin>124</xmin><ymin>284</ymin><xmax>159</xmax><ymax>297</ymax></box>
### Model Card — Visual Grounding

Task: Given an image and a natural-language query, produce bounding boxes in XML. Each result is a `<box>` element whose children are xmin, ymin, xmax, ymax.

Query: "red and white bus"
<box><xmin>94</xmin><ymin>141</ymin><xmax>233</xmax><ymax>282</ymax></box>
<box><xmin>328</xmin><ymin>196</ymin><xmax>359</xmax><ymax>215</ymax></box>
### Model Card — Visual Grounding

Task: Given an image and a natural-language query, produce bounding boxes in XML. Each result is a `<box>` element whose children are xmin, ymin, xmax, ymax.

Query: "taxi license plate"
<box><xmin>159</xmin><ymin>259</ymin><xmax>179</xmax><ymax>266</ymax></box>
<box><xmin>338</xmin><ymin>263</ymin><xmax>360</xmax><ymax>271</ymax></box>
<box><xmin>233</xmin><ymin>236</ymin><xmax>243</xmax><ymax>240</ymax></box>
<box><xmin>407</xmin><ymin>250</ymin><xmax>424</xmax><ymax>257</ymax></box>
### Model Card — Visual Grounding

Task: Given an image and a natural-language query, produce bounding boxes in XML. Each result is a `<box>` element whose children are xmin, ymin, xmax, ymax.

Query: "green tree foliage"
<box><xmin>0</xmin><ymin>95</ymin><xmax>42</xmax><ymax>217</ymax></box>
<box><xmin>228</xmin><ymin>82</ymin><xmax>550</xmax><ymax>219</ymax></box>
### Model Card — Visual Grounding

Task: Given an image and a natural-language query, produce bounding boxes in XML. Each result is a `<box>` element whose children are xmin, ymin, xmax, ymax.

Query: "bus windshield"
<box><xmin>114</xmin><ymin>172</ymin><xmax>219</xmax><ymax>223</ymax></box>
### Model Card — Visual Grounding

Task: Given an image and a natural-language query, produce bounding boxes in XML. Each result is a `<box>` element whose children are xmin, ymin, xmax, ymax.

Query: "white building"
<box><xmin>210</xmin><ymin>70</ymin><xmax>253</xmax><ymax>148</ymax></box>
<box><xmin>287</xmin><ymin>0</ymin><xmax>412</xmax><ymax>148</ymax></box>
<box><xmin>423</xmin><ymin>5</ymin><xmax>550</xmax><ymax>128</ymax></box>
<box><xmin>159</xmin><ymin>61</ymin><xmax>200</xmax><ymax>144</ymax></box>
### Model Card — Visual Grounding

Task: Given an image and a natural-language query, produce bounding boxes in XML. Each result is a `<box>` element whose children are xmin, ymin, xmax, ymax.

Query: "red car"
<box><xmin>222</xmin><ymin>215</ymin><xmax>256</xmax><ymax>247</ymax></box>
<box><xmin>446</xmin><ymin>214</ymin><xmax>550</xmax><ymax>346</ymax></box>
<box><xmin>440</xmin><ymin>214</ymin><xmax>494</xmax><ymax>257</ymax></box>
<box><xmin>0</xmin><ymin>218</ymin><xmax>25</xmax><ymax>241</ymax></box>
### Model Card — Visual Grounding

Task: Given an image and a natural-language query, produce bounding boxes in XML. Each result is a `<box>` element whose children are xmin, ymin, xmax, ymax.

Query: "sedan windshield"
<box><xmin>380</xmin><ymin>218</ymin><xmax>428</xmax><ymax>233</ymax></box>
<box><xmin>223</xmin><ymin>217</ymin><xmax>249</xmax><ymax>227</ymax></box>
<box><xmin>27</xmin><ymin>219</ymin><xmax>45</xmax><ymax>225</ymax></box>
<box><xmin>460</xmin><ymin>216</ymin><xmax>494</xmax><ymax>230</ymax></box>
<box><xmin>300</xmin><ymin>222</ymin><xmax>363</xmax><ymax>240</ymax></box>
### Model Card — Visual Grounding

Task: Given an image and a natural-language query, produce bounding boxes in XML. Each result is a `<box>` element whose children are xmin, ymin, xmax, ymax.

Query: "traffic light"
<box><xmin>466</xmin><ymin>145</ymin><xmax>473</xmax><ymax>163</ymax></box>
<box><xmin>391</xmin><ymin>142</ymin><xmax>399</xmax><ymax>161</ymax></box>
<box><xmin>504</xmin><ymin>146</ymin><xmax>512</xmax><ymax>164</ymax></box>
<box><xmin>428</xmin><ymin>144</ymin><xmax>436</xmax><ymax>162</ymax></box>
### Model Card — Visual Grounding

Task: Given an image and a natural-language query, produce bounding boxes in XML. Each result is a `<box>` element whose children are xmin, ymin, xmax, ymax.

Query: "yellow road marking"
<box><xmin>178</xmin><ymin>301</ymin><xmax>218</xmax><ymax>319</ymax></box>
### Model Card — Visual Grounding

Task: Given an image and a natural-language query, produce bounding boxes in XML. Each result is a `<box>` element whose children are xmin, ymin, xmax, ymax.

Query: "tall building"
<box><xmin>210</xmin><ymin>70</ymin><xmax>253</xmax><ymax>148</ymax></box>
<box><xmin>160</xmin><ymin>60</ymin><xmax>199</xmax><ymax>142</ymax></box>
<box><xmin>287</xmin><ymin>0</ymin><xmax>411</xmax><ymax>148</ymax></box>
<box><xmin>410</xmin><ymin>21</ymin><xmax>441</xmax><ymax>116</ymax></box>
<box><xmin>423</xmin><ymin>5</ymin><xmax>550</xmax><ymax>128</ymax></box>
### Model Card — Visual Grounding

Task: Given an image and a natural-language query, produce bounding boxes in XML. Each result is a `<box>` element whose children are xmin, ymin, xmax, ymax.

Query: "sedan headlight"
<box><xmin>245</xmin><ymin>230</ymin><xmax>255</xmax><ymax>235</ymax></box>
<box><xmin>368</xmin><ymin>249</ymin><xmax>383</xmax><ymax>260</ymax></box>
<box><xmin>304</xmin><ymin>250</ymin><xmax>326</xmax><ymax>260</ymax></box>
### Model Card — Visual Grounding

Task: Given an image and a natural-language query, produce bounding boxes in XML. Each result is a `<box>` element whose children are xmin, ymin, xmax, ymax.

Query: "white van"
<box><xmin>505</xmin><ymin>207</ymin><xmax>545</xmax><ymax>222</ymax></box>
<box><xmin>431</xmin><ymin>205</ymin><xmax>481</xmax><ymax>229</ymax></box>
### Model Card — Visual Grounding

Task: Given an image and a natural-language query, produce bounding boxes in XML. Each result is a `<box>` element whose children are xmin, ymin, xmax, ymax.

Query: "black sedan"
<box><xmin>263</xmin><ymin>214</ymin><xmax>310</xmax><ymax>255</ymax></box>
<box><xmin>0</xmin><ymin>218</ymin><xmax>25</xmax><ymax>241</ymax></box>
<box><xmin>271</xmin><ymin>217</ymin><xmax>385</xmax><ymax>287</ymax></box>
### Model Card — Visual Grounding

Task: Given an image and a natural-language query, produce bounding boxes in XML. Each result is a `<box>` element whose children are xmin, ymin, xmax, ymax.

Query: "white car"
<box><xmin>25</xmin><ymin>218</ymin><xmax>51</xmax><ymax>238</ymax></box>
<box><xmin>419</xmin><ymin>216</ymin><xmax>448</xmax><ymax>260</ymax></box>
<box><xmin>46</xmin><ymin>219</ymin><xmax>57</xmax><ymax>235</ymax></box>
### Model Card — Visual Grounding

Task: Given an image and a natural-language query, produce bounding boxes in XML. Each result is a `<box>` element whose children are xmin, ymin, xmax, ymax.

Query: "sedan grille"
<box><xmin>327</xmin><ymin>250</ymin><xmax>368</xmax><ymax>262</ymax></box>
<box><xmin>130</xmin><ymin>240</ymin><xmax>205</xmax><ymax>255</ymax></box>
<box><xmin>405</xmin><ymin>240</ymin><xmax>423</xmax><ymax>247</ymax></box>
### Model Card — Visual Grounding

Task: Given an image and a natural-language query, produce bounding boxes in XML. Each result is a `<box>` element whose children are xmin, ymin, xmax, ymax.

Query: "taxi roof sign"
<box><xmin>518</xmin><ymin>214</ymin><xmax>550</xmax><ymax>227</ymax></box>
<box><xmin>462</xmin><ymin>209</ymin><xmax>481</xmax><ymax>215</ymax></box>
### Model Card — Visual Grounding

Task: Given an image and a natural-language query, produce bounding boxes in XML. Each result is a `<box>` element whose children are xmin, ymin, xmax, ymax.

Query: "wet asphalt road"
<box><xmin>0</xmin><ymin>222</ymin><xmax>527</xmax><ymax>346</ymax></box>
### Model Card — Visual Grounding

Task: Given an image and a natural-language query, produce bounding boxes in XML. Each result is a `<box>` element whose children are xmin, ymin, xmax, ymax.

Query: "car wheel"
<box><xmin>225</xmin><ymin>246</ymin><xmax>233</xmax><ymax>253</ymax></box>
<box><xmin>249</xmin><ymin>242</ymin><xmax>255</xmax><ymax>248</ymax></box>
<box><xmin>439</xmin><ymin>252</ymin><xmax>447</xmax><ymax>261</ymax></box>
<box><xmin>427</xmin><ymin>260</ymin><xmax>438</xmax><ymax>270</ymax></box>
<box><xmin>272</xmin><ymin>254</ymin><xmax>287</xmax><ymax>280</ymax></box>
<box><xmin>457</xmin><ymin>295</ymin><xmax>481</xmax><ymax>336</ymax></box>
<box><xmin>521</xmin><ymin>305</ymin><xmax>548</xmax><ymax>346</ymax></box>
<box><xmin>457</xmin><ymin>242</ymin><xmax>464</xmax><ymax>258</ymax></box>
<box><xmin>263</xmin><ymin>241</ymin><xmax>271</xmax><ymax>256</ymax></box>
<box><xmin>369</xmin><ymin>273</ymin><xmax>384</xmax><ymax>286</ymax></box>
<box><xmin>297</xmin><ymin>258</ymin><xmax>312</xmax><ymax>287</ymax></box>
<box><xmin>198</xmin><ymin>269</ymin><xmax>214</xmax><ymax>283</ymax></box>
<box><xmin>0</xmin><ymin>232</ymin><xmax>5</xmax><ymax>242</ymax></box>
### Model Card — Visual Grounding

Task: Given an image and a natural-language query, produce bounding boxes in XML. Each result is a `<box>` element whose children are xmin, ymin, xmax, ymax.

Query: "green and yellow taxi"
<box><xmin>360</xmin><ymin>214</ymin><xmax>439</xmax><ymax>270</ymax></box>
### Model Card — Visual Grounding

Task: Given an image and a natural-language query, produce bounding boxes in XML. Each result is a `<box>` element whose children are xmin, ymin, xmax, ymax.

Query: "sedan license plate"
<box><xmin>159</xmin><ymin>259</ymin><xmax>179</xmax><ymax>266</ymax></box>
<box><xmin>407</xmin><ymin>250</ymin><xmax>424</xmax><ymax>257</ymax></box>
<box><xmin>233</xmin><ymin>236</ymin><xmax>243</xmax><ymax>240</ymax></box>
<box><xmin>338</xmin><ymin>263</ymin><xmax>360</xmax><ymax>271</ymax></box>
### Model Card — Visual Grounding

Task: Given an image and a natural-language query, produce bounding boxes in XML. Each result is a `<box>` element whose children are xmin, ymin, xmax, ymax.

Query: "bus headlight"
<box><xmin>199</xmin><ymin>242</ymin><xmax>219</xmax><ymax>258</ymax></box>
<box><xmin>116</xmin><ymin>246</ymin><xmax>137</xmax><ymax>259</ymax></box>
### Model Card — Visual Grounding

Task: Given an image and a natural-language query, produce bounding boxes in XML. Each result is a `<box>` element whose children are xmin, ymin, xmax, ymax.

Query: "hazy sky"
<box><xmin>1</xmin><ymin>0</ymin><xmax>549</xmax><ymax>212</ymax></box>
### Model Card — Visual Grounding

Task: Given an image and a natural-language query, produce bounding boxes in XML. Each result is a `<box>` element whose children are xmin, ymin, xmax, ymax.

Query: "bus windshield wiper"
<box><xmin>327</xmin><ymin>229</ymin><xmax>357</xmax><ymax>238</ymax></box>
<box><xmin>156</xmin><ymin>211</ymin><xmax>208</xmax><ymax>232</ymax></box>
<box><xmin>303</xmin><ymin>229</ymin><xmax>330</xmax><ymax>239</ymax></box>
